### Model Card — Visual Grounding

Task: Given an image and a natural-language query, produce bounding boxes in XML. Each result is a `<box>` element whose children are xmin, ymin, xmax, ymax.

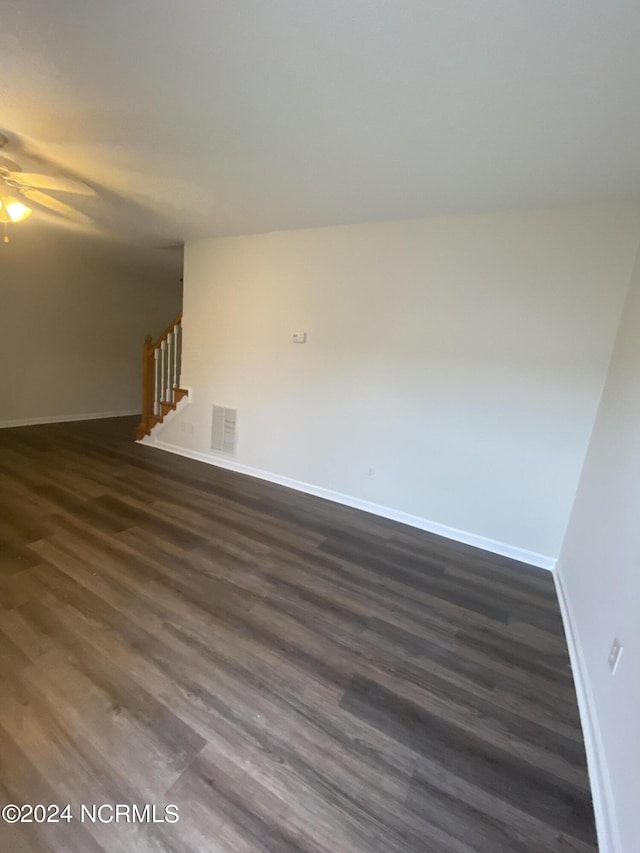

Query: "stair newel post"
<box><xmin>142</xmin><ymin>334</ymin><xmax>154</xmax><ymax>431</ymax></box>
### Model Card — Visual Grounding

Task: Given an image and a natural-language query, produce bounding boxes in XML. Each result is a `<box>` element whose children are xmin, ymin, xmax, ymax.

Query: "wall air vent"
<box><xmin>211</xmin><ymin>405</ymin><xmax>237</xmax><ymax>455</ymax></box>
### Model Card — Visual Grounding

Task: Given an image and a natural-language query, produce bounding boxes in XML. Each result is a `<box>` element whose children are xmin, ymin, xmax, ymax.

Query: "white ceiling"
<box><xmin>2</xmin><ymin>0</ymin><xmax>640</xmax><ymax>245</ymax></box>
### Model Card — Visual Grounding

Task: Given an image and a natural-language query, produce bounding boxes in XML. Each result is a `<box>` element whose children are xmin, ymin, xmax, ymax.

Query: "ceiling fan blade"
<box><xmin>20</xmin><ymin>188</ymin><xmax>93</xmax><ymax>224</ymax></box>
<box><xmin>0</xmin><ymin>156</ymin><xmax>22</xmax><ymax>173</ymax></box>
<box><xmin>9</xmin><ymin>173</ymin><xmax>95</xmax><ymax>196</ymax></box>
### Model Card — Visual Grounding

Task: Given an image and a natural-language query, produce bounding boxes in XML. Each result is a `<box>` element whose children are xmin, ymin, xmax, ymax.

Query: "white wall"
<box><xmin>557</xmin><ymin>243</ymin><xmax>640</xmax><ymax>853</ymax></box>
<box><xmin>0</xmin><ymin>230</ymin><xmax>182</xmax><ymax>425</ymax></box>
<box><xmin>156</xmin><ymin>203</ymin><xmax>640</xmax><ymax>561</ymax></box>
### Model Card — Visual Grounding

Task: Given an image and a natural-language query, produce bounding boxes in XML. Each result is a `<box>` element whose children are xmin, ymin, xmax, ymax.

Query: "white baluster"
<box><xmin>166</xmin><ymin>332</ymin><xmax>173</xmax><ymax>402</ymax></box>
<box><xmin>153</xmin><ymin>348</ymin><xmax>160</xmax><ymax>415</ymax></box>
<box><xmin>173</xmin><ymin>323</ymin><xmax>182</xmax><ymax>388</ymax></box>
<box><xmin>160</xmin><ymin>340</ymin><xmax>167</xmax><ymax>402</ymax></box>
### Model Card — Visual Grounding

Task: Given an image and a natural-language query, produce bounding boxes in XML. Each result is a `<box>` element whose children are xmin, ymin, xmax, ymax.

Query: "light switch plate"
<box><xmin>292</xmin><ymin>331</ymin><xmax>307</xmax><ymax>343</ymax></box>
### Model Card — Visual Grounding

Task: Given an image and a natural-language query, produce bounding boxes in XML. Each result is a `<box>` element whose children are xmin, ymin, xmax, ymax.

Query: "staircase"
<box><xmin>136</xmin><ymin>312</ymin><xmax>189</xmax><ymax>440</ymax></box>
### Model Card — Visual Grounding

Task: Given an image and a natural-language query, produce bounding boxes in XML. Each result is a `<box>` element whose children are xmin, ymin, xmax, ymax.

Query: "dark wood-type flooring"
<box><xmin>0</xmin><ymin>416</ymin><xmax>597</xmax><ymax>852</ymax></box>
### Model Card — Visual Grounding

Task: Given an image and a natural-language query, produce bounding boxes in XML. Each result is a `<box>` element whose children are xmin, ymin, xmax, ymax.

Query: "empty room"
<box><xmin>0</xmin><ymin>2</ymin><xmax>638</xmax><ymax>851</ymax></box>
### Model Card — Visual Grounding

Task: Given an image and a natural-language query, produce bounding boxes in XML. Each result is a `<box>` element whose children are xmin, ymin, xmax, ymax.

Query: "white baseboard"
<box><xmin>554</xmin><ymin>567</ymin><xmax>619</xmax><ymax>853</ymax></box>
<box><xmin>140</xmin><ymin>437</ymin><xmax>556</xmax><ymax>571</ymax></box>
<box><xmin>0</xmin><ymin>409</ymin><xmax>141</xmax><ymax>429</ymax></box>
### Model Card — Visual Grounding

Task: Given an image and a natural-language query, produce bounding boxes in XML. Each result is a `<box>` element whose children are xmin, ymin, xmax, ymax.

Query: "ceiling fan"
<box><xmin>0</xmin><ymin>133</ymin><xmax>95</xmax><ymax>241</ymax></box>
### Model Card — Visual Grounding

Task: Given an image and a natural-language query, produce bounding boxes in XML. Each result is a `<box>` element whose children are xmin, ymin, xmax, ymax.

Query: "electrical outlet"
<box><xmin>292</xmin><ymin>331</ymin><xmax>307</xmax><ymax>344</ymax></box>
<box><xmin>608</xmin><ymin>637</ymin><xmax>623</xmax><ymax>674</ymax></box>
<box><xmin>366</xmin><ymin>466</ymin><xmax>375</xmax><ymax>479</ymax></box>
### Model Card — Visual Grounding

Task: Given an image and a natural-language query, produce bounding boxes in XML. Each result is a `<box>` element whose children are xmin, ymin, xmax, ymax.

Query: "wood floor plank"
<box><xmin>0</xmin><ymin>714</ymin><xmax>104</xmax><ymax>853</ymax></box>
<box><xmin>340</xmin><ymin>675</ymin><xmax>596</xmax><ymax>845</ymax></box>
<box><xmin>0</xmin><ymin>416</ymin><xmax>597</xmax><ymax>852</ymax></box>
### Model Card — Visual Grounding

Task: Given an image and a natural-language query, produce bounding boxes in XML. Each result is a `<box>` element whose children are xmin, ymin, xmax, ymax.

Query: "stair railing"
<box><xmin>139</xmin><ymin>312</ymin><xmax>182</xmax><ymax>436</ymax></box>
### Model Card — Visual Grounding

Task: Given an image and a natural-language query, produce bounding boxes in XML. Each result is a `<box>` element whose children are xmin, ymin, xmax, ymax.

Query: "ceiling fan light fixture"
<box><xmin>0</xmin><ymin>195</ymin><xmax>32</xmax><ymax>243</ymax></box>
<box><xmin>4</xmin><ymin>197</ymin><xmax>32</xmax><ymax>222</ymax></box>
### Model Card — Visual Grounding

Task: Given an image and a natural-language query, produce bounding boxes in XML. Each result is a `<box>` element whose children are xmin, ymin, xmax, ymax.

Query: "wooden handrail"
<box><xmin>139</xmin><ymin>312</ymin><xmax>182</xmax><ymax>437</ymax></box>
<box><xmin>151</xmin><ymin>311</ymin><xmax>183</xmax><ymax>348</ymax></box>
